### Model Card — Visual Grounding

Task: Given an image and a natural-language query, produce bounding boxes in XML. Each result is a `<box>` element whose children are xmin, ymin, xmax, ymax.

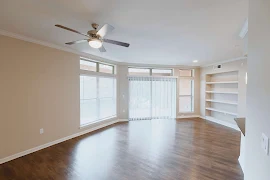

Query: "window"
<box><xmin>129</xmin><ymin>76</ymin><xmax>176</xmax><ymax>120</ymax></box>
<box><xmin>152</xmin><ymin>69</ymin><xmax>172</xmax><ymax>76</ymax></box>
<box><xmin>179</xmin><ymin>69</ymin><xmax>195</xmax><ymax>113</ymax></box>
<box><xmin>80</xmin><ymin>58</ymin><xmax>115</xmax><ymax>74</ymax></box>
<box><xmin>80</xmin><ymin>60</ymin><xmax>97</xmax><ymax>72</ymax></box>
<box><xmin>128</xmin><ymin>68</ymin><xmax>150</xmax><ymax>76</ymax></box>
<box><xmin>179</xmin><ymin>69</ymin><xmax>194</xmax><ymax>77</ymax></box>
<box><xmin>179</xmin><ymin>80</ymin><xmax>194</xmax><ymax>112</ymax></box>
<box><xmin>128</xmin><ymin>67</ymin><xmax>173</xmax><ymax>76</ymax></box>
<box><xmin>99</xmin><ymin>63</ymin><xmax>114</xmax><ymax>74</ymax></box>
<box><xmin>80</xmin><ymin>75</ymin><xmax>116</xmax><ymax>126</ymax></box>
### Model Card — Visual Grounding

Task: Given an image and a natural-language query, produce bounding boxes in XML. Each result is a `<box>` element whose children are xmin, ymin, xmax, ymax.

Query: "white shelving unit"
<box><xmin>205</xmin><ymin>107</ymin><xmax>237</xmax><ymax>116</ymax></box>
<box><xmin>206</xmin><ymin>91</ymin><xmax>238</xmax><ymax>94</ymax></box>
<box><xmin>205</xmin><ymin>99</ymin><xmax>238</xmax><ymax>105</ymax></box>
<box><xmin>204</xmin><ymin>71</ymin><xmax>239</xmax><ymax>129</ymax></box>
<box><xmin>206</xmin><ymin>81</ymin><xmax>239</xmax><ymax>85</ymax></box>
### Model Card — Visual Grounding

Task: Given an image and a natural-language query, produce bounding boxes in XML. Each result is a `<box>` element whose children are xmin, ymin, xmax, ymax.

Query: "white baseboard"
<box><xmin>199</xmin><ymin>116</ymin><xmax>205</xmax><ymax>119</ymax></box>
<box><xmin>0</xmin><ymin>119</ymin><xmax>123</xmax><ymax>164</ymax></box>
<box><xmin>204</xmin><ymin>116</ymin><xmax>240</xmax><ymax>131</ymax></box>
<box><xmin>177</xmin><ymin>115</ymin><xmax>200</xmax><ymax>119</ymax></box>
<box><xmin>238</xmin><ymin>156</ymin><xmax>245</xmax><ymax>174</ymax></box>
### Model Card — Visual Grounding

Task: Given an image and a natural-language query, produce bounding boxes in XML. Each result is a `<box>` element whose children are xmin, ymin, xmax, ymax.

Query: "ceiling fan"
<box><xmin>55</xmin><ymin>23</ymin><xmax>130</xmax><ymax>52</ymax></box>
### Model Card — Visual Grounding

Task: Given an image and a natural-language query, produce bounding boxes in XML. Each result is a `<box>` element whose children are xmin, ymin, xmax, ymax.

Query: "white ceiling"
<box><xmin>0</xmin><ymin>0</ymin><xmax>248</xmax><ymax>66</ymax></box>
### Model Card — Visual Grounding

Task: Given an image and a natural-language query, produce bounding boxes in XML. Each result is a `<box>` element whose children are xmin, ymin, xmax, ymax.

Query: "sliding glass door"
<box><xmin>128</xmin><ymin>76</ymin><xmax>176</xmax><ymax>120</ymax></box>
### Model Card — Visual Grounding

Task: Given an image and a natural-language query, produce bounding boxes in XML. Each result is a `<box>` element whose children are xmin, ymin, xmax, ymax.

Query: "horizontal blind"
<box><xmin>80</xmin><ymin>75</ymin><xmax>116</xmax><ymax>126</ymax></box>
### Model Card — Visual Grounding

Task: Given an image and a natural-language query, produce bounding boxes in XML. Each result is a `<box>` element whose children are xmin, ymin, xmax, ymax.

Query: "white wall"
<box><xmin>245</xmin><ymin>0</ymin><xmax>270</xmax><ymax>179</ymax></box>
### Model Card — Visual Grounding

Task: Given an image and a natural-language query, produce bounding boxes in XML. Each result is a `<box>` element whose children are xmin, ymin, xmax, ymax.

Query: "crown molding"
<box><xmin>117</xmin><ymin>61</ymin><xmax>200</xmax><ymax>69</ymax></box>
<box><xmin>239</xmin><ymin>19</ymin><xmax>248</xmax><ymax>39</ymax></box>
<box><xmin>201</xmin><ymin>56</ymin><xmax>247</xmax><ymax>68</ymax></box>
<box><xmin>0</xmin><ymin>29</ymin><xmax>121</xmax><ymax>65</ymax></box>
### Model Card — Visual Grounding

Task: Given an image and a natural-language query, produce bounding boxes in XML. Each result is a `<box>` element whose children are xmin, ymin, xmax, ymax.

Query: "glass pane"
<box><xmin>80</xmin><ymin>99</ymin><xmax>98</xmax><ymax>125</ymax></box>
<box><xmin>179</xmin><ymin>80</ymin><xmax>192</xmax><ymax>96</ymax></box>
<box><xmin>80</xmin><ymin>60</ymin><xmax>97</xmax><ymax>71</ymax></box>
<box><xmin>179</xmin><ymin>96</ymin><xmax>192</xmax><ymax>112</ymax></box>
<box><xmin>179</xmin><ymin>69</ymin><xmax>193</xmax><ymax>77</ymax></box>
<box><xmin>99</xmin><ymin>64</ymin><xmax>113</xmax><ymax>74</ymax></box>
<box><xmin>80</xmin><ymin>76</ymin><xmax>97</xmax><ymax>99</ymax></box>
<box><xmin>100</xmin><ymin>98</ymin><xmax>116</xmax><ymax>119</ymax></box>
<box><xmin>99</xmin><ymin>77</ymin><xmax>115</xmax><ymax>98</ymax></box>
<box><xmin>128</xmin><ymin>68</ymin><xmax>150</xmax><ymax>76</ymax></box>
<box><xmin>152</xmin><ymin>69</ymin><xmax>172</xmax><ymax>76</ymax></box>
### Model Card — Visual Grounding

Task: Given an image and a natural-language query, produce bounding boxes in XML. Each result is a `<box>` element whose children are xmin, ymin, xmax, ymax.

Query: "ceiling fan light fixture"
<box><xmin>89</xmin><ymin>39</ymin><xmax>102</xmax><ymax>49</ymax></box>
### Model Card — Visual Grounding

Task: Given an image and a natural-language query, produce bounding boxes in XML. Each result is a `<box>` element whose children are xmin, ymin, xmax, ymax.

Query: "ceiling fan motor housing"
<box><xmin>87</xmin><ymin>30</ymin><xmax>102</xmax><ymax>40</ymax></box>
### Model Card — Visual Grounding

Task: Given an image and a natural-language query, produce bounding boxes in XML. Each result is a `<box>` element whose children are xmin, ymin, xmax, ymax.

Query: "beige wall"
<box><xmin>200</xmin><ymin>59</ymin><xmax>248</xmax><ymax>118</ymax></box>
<box><xmin>0</xmin><ymin>35</ymin><xmax>117</xmax><ymax>159</ymax></box>
<box><xmin>245</xmin><ymin>0</ymin><xmax>270</xmax><ymax>179</ymax></box>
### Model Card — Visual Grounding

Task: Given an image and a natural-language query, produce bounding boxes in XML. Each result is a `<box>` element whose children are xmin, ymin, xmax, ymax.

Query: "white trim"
<box><xmin>199</xmin><ymin>116</ymin><xmax>205</xmax><ymax>119</ymax></box>
<box><xmin>239</xmin><ymin>19</ymin><xmax>248</xmax><ymax>39</ymax></box>
<box><xmin>201</xmin><ymin>57</ymin><xmax>247</xmax><ymax>68</ymax></box>
<box><xmin>0</xmin><ymin>119</ymin><xmax>125</xmax><ymax>164</ymax></box>
<box><xmin>80</xmin><ymin>70</ymin><xmax>117</xmax><ymax>78</ymax></box>
<box><xmin>204</xmin><ymin>116</ymin><xmax>240</xmax><ymax>131</ymax></box>
<box><xmin>79</xmin><ymin>116</ymin><xmax>117</xmax><ymax>129</ymax></box>
<box><xmin>177</xmin><ymin>115</ymin><xmax>200</xmax><ymax>119</ymax></box>
<box><xmin>0</xmin><ymin>29</ymin><xmax>120</xmax><ymax>65</ymax></box>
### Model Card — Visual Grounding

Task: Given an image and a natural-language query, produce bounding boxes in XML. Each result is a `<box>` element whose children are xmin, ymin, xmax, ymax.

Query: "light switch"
<box><xmin>40</xmin><ymin>128</ymin><xmax>44</xmax><ymax>134</ymax></box>
<box><xmin>261</xmin><ymin>133</ymin><xmax>269</xmax><ymax>155</ymax></box>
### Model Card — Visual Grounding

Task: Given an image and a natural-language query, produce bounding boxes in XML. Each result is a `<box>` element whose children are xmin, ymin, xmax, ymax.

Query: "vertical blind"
<box><xmin>128</xmin><ymin>76</ymin><xmax>176</xmax><ymax>120</ymax></box>
<box><xmin>80</xmin><ymin>75</ymin><xmax>116</xmax><ymax>126</ymax></box>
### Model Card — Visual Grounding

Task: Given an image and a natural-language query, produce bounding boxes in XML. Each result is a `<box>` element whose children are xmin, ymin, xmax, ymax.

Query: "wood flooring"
<box><xmin>0</xmin><ymin>118</ymin><xmax>244</xmax><ymax>180</ymax></box>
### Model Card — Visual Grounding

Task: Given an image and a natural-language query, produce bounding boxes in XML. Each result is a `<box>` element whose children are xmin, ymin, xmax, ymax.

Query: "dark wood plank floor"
<box><xmin>0</xmin><ymin>118</ymin><xmax>243</xmax><ymax>180</ymax></box>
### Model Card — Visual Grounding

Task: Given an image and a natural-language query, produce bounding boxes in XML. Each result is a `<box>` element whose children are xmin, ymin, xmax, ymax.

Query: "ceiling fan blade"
<box><xmin>55</xmin><ymin>24</ymin><xmax>89</xmax><ymax>38</ymax></box>
<box><xmin>97</xmin><ymin>24</ymin><xmax>114</xmax><ymax>37</ymax></box>
<box><xmin>65</xmin><ymin>39</ymin><xmax>89</xmax><ymax>45</ymax></box>
<box><xmin>103</xmin><ymin>39</ymin><xmax>130</xmax><ymax>47</ymax></box>
<box><xmin>99</xmin><ymin>45</ymin><xmax>106</xmax><ymax>52</ymax></box>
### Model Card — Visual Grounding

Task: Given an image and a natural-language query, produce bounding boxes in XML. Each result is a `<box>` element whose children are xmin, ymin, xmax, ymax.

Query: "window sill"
<box><xmin>79</xmin><ymin>116</ymin><xmax>117</xmax><ymax>129</ymax></box>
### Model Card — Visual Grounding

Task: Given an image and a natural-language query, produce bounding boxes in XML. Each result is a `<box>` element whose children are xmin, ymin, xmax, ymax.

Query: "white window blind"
<box><xmin>80</xmin><ymin>75</ymin><xmax>116</xmax><ymax>126</ymax></box>
<box><xmin>128</xmin><ymin>76</ymin><xmax>176</xmax><ymax>120</ymax></box>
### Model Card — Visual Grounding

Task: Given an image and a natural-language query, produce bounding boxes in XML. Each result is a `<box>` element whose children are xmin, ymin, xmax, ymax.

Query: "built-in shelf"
<box><xmin>204</xmin><ymin>71</ymin><xmax>239</xmax><ymax>130</ymax></box>
<box><xmin>206</xmin><ymin>91</ymin><xmax>238</xmax><ymax>94</ymax></box>
<box><xmin>206</xmin><ymin>107</ymin><xmax>237</xmax><ymax>116</ymax></box>
<box><xmin>206</xmin><ymin>81</ymin><xmax>238</xmax><ymax>85</ymax></box>
<box><xmin>206</xmin><ymin>99</ymin><xmax>238</xmax><ymax>105</ymax></box>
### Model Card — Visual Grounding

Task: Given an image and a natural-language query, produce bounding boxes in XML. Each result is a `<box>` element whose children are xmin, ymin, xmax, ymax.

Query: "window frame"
<box><xmin>80</xmin><ymin>74</ymin><xmax>117</xmax><ymax>128</ymax></box>
<box><xmin>128</xmin><ymin>67</ymin><xmax>173</xmax><ymax>76</ymax></box>
<box><xmin>79</xmin><ymin>57</ymin><xmax>117</xmax><ymax>128</ymax></box>
<box><xmin>80</xmin><ymin>57</ymin><xmax>116</xmax><ymax>74</ymax></box>
<box><xmin>178</xmin><ymin>69</ymin><xmax>195</xmax><ymax>113</ymax></box>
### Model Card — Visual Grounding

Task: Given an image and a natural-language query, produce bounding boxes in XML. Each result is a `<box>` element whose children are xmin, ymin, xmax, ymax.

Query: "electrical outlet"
<box><xmin>40</xmin><ymin>128</ymin><xmax>44</xmax><ymax>134</ymax></box>
<box><xmin>261</xmin><ymin>133</ymin><xmax>269</xmax><ymax>155</ymax></box>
